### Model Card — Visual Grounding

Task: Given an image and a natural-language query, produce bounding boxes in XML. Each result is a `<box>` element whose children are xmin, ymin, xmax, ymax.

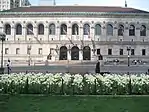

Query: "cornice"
<box><xmin>0</xmin><ymin>12</ymin><xmax>149</xmax><ymax>18</ymax></box>
<box><xmin>4</xmin><ymin>40</ymin><xmax>149</xmax><ymax>45</ymax></box>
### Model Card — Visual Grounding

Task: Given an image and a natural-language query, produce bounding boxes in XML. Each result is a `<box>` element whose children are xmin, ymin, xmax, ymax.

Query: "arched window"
<box><xmin>83</xmin><ymin>24</ymin><xmax>90</xmax><ymax>35</ymax></box>
<box><xmin>16</xmin><ymin>24</ymin><xmax>22</xmax><ymax>35</ymax></box>
<box><xmin>95</xmin><ymin>24</ymin><xmax>101</xmax><ymax>35</ymax></box>
<box><xmin>72</xmin><ymin>24</ymin><xmax>79</xmax><ymax>35</ymax></box>
<box><xmin>107</xmin><ymin>24</ymin><xmax>113</xmax><ymax>36</ymax></box>
<box><xmin>38</xmin><ymin>24</ymin><xmax>44</xmax><ymax>35</ymax></box>
<box><xmin>27</xmin><ymin>24</ymin><xmax>33</xmax><ymax>35</ymax></box>
<box><xmin>118</xmin><ymin>24</ymin><xmax>124</xmax><ymax>36</ymax></box>
<box><xmin>129</xmin><ymin>25</ymin><xmax>135</xmax><ymax>36</ymax></box>
<box><xmin>49</xmin><ymin>23</ymin><xmax>55</xmax><ymax>35</ymax></box>
<box><xmin>60</xmin><ymin>24</ymin><xmax>67</xmax><ymax>35</ymax></box>
<box><xmin>140</xmin><ymin>25</ymin><xmax>146</xmax><ymax>36</ymax></box>
<box><xmin>5</xmin><ymin>24</ymin><xmax>11</xmax><ymax>35</ymax></box>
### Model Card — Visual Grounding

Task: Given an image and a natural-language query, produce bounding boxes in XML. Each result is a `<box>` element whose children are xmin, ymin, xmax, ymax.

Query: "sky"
<box><xmin>29</xmin><ymin>0</ymin><xmax>149</xmax><ymax>11</ymax></box>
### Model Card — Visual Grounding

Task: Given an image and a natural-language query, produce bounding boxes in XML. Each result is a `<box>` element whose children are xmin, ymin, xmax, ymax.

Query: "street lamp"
<box><xmin>27</xmin><ymin>45</ymin><xmax>31</xmax><ymax>66</ymax></box>
<box><xmin>0</xmin><ymin>32</ymin><xmax>6</xmax><ymax>74</ymax></box>
<box><xmin>127</xmin><ymin>46</ymin><xmax>131</xmax><ymax>67</ymax></box>
<box><xmin>127</xmin><ymin>46</ymin><xmax>132</xmax><ymax>94</ymax></box>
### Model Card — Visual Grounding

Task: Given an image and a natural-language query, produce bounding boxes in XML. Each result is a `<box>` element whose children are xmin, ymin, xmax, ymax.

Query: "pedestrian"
<box><xmin>7</xmin><ymin>59</ymin><xmax>11</xmax><ymax>74</ymax></box>
<box><xmin>95</xmin><ymin>61</ymin><xmax>100</xmax><ymax>73</ymax></box>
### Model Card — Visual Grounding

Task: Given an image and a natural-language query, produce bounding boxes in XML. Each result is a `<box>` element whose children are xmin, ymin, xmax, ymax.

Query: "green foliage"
<box><xmin>0</xmin><ymin>73</ymin><xmax>149</xmax><ymax>95</ymax></box>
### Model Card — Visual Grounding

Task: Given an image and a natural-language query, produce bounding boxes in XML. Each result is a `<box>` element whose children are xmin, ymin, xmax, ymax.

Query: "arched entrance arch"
<box><xmin>71</xmin><ymin>46</ymin><xmax>79</xmax><ymax>60</ymax></box>
<box><xmin>59</xmin><ymin>46</ymin><xmax>67</xmax><ymax>60</ymax></box>
<box><xmin>83</xmin><ymin>46</ymin><xmax>91</xmax><ymax>60</ymax></box>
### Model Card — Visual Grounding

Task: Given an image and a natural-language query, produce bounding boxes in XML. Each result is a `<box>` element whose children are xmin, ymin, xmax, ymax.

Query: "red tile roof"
<box><xmin>2</xmin><ymin>6</ymin><xmax>149</xmax><ymax>13</ymax></box>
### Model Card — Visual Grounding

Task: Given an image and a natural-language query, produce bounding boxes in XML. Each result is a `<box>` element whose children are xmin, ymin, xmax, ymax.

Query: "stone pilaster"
<box><xmin>45</xmin><ymin>24</ymin><xmax>49</xmax><ymax>41</ymax></box>
<box><xmin>79</xmin><ymin>26</ymin><xmax>83</xmax><ymax>40</ymax></box>
<box><xmin>23</xmin><ymin>27</ymin><xmax>26</xmax><ymax>41</ymax></box>
<box><xmin>113</xmin><ymin>27</ymin><xmax>118</xmax><ymax>39</ymax></box>
<box><xmin>136</xmin><ymin>24</ymin><xmax>140</xmax><ymax>41</ymax></box>
<box><xmin>33</xmin><ymin>25</ymin><xmax>38</xmax><ymax>39</ymax></box>
<box><xmin>124</xmin><ymin>24</ymin><xmax>129</xmax><ymax>41</ymax></box>
<box><xmin>67</xmin><ymin>50</ymin><xmax>71</xmax><ymax>60</ymax></box>
<box><xmin>90</xmin><ymin>26</ymin><xmax>94</xmax><ymax>40</ymax></box>
<box><xmin>11</xmin><ymin>23</ymin><xmax>15</xmax><ymax>41</ymax></box>
<box><xmin>68</xmin><ymin>26</ymin><xmax>71</xmax><ymax>40</ymax></box>
<box><xmin>79</xmin><ymin>45</ymin><xmax>83</xmax><ymax>61</ymax></box>
<box><xmin>56</xmin><ymin>25</ymin><xmax>60</xmax><ymax>40</ymax></box>
<box><xmin>102</xmin><ymin>22</ymin><xmax>106</xmax><ymax>41</ymax></box>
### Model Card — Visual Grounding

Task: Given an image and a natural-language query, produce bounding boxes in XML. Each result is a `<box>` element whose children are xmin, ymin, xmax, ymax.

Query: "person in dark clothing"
<box><xmin>7</xmin><ymin>59</ymin><xmax>11</xmax><ymax>74</ymax></box>
<box><xmin>95</xmin><ymin>61</ymin><xmax>100</xmax><ymax>73</ymax></box>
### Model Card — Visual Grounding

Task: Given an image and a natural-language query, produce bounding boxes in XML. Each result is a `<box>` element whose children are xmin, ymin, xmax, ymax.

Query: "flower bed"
<box><xmin>0</xmin><ymin>73</ymin><xmax>149</xmax><ymax>95</ymax></box>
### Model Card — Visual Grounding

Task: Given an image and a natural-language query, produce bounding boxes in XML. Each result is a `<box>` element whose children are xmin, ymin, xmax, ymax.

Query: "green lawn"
<box><xmin>0</xmin><ymin>95</ymin><xmax>149</xmax><ymax>112</ymax></box>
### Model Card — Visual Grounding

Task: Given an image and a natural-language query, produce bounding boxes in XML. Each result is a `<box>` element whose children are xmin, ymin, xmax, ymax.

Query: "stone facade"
<box><xmin>0</xmin><ymin>10</ymin><xmax>149</xmax><ymax>66</ymax></box>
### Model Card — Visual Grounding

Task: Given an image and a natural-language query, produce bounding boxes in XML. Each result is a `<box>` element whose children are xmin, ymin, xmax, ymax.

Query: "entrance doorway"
<box><xmin>71</xmin><ymin>46</ymin><xmax>79</xmax><ymax>60</ymax></box>
<box><xmin>59</xmin><ymin>46</ymin><xmax>67</xmax><ymax>60</ymax></box>
<box><xmin>83</xmin><ymin>46</ymin><xmax>91</xmax><ymax>60</ymax></box>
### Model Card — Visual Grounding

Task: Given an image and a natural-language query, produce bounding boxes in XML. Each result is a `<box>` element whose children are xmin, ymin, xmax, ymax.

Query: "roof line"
<box><xmin>0</xmin><ymin>12</ymin><xmax>149</xmax><ymax>16</ymax></box>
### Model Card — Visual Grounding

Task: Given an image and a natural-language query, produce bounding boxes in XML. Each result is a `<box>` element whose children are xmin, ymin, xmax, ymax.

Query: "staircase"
<box><xmin>48</xmin><ymin>60</ymin><xmax>97</xmax><ymax>65</ymax></box>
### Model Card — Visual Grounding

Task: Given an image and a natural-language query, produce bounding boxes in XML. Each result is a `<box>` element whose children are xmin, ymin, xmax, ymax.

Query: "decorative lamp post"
<box><xmin>127</xmin><ymin>46</ymin><xmax>132</xmax><ymax>94</ymax></box>
<box><xmin>27</xmin><ymin>45</ymin><xmax>31</xmax><ymax>66</ymax></box>
<box><xmin>0</xmin><ymin>32</ymin><xmax>6</xmax><ymax>74</ymax></box>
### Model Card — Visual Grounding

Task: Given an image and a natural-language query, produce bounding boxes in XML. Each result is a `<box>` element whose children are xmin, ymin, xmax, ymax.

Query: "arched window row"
<box><xmin>2</xmin><ymin>23</ymin><xmax>148</xmax><ymax>37</ymax></box>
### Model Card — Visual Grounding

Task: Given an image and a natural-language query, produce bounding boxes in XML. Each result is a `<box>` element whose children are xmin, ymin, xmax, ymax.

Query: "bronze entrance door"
<box><xmin>59</xmin><ymin>46</ymin><xmax>67</xmax><ymax>60</ymax></box>
<box><xmin>71</xmin><ymin>46</ymin><xmax>79</xmax><ymax>60</ymax></box>
<box><xmin>83</xmin><ymin>46</ymin><xmax>91</xmax><ymax>60</ymax></box>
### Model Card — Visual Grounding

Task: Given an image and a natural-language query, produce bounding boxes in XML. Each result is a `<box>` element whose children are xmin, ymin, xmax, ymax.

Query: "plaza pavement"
<box><xmin>4</xmin><ymin>63</ymin><xmax>149</xmax><ymax>74</ymax></box>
